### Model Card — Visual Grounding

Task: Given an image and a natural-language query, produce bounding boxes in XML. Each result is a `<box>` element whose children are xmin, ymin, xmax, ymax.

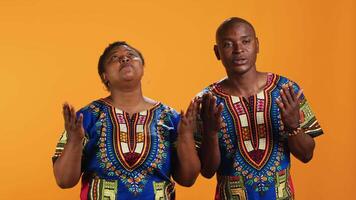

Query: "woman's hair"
<box><xmin>98</xmin><ymin>41</ymin><xmax>145</xmax><ymax>88</ymax></box>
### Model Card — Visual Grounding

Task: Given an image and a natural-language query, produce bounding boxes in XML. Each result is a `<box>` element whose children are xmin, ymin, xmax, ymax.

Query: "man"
<box><xmin>196</xmin><ymin>17</ymin><xmax>323</xmax><ymax>200</ymax></box>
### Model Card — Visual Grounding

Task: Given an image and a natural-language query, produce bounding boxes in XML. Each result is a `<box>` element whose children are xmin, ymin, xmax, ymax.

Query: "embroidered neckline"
<box><xmin>99</xmin><ymin>98</ymin><xmax>161</xmax><ymax>117</ymax></box>
<box><xmin>213</xmin><ymin>73</ymin><xmax>276</xmax><ymax>99</ymax></box>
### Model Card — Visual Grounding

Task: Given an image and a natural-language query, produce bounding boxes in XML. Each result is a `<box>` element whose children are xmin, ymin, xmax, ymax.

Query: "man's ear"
<box><xmin>256</xmin><ymin>37</ymin><xmax>259</xmax><ymax>54</ymax></box>
<box><xmin>214</xmin><ymin>45</ymin><xmax>221</xmax><ymax>60</ymax></box>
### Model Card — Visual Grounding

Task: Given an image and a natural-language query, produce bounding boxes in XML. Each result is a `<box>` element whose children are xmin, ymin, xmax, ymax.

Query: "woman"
<box><xmin>52</xmin><ymin>41</ymin><xmax>200</xmax><ymax>199</ymax></box>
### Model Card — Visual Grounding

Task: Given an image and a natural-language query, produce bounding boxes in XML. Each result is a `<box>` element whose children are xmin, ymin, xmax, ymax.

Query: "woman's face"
<box><xmin>102</xmin><ymin>45</ymin><xmax>144</xmax><ymax>89</ymax></box>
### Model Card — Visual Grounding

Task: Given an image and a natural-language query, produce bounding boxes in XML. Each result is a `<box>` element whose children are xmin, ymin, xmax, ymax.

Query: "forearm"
<box><xmin>53</xmin><ymin>139</ymin><xmax>83</xmax><ymax>188</ymax></box>
<box><xmin>288</xmin><ymin>130</ymin><xmax>315</xmax><ymax>163</ymax></box>
<box><xmin>173</xmin><ymin>133</ymin><xmax>201</xmax><ymax>187</ymax></box>
<box><xmin>199</xmin><ymin>131</ymin><xmax>220</xmax><ymax>178</ymax></box>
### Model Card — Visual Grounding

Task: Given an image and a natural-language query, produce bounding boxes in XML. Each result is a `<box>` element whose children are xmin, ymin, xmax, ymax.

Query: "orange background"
<box><xmin>0</xmin><ymin>0</ymin><xmax>355</xmax><ymax>199</ymax></box>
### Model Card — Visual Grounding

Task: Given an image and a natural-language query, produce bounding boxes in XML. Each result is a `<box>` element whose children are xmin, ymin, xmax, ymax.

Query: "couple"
<box><xmin>52</xmin><ymin>17</ymin><xmax>323</xmax><ymax>200</ymax></box>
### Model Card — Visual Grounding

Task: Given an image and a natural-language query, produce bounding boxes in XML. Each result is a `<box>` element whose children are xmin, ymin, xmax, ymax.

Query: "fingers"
<box><xmin>216</xmin><ymin>103</ymin><xmax>224</xmax><ymax>129</ymax></box>
<box><xmin>282</xmin><ymin>84</ymin><xmax>293</xmax><ymax>105</ymax></box>
<box><xmin>287</xmin><ymin>82</ymin><xmax>304</xmax><ymax>106</ymax></box>
<box><xmin>70</xmin><ymin>105</ymin><xmax>76</xmax><ymax>124</ymax></box>
<box><xmin>193</xmin><ymin>97</ymin><xmax>202</xmax><ymax>110</ymax></box>
<box><xmin>185</xmin><ymin>99</ymin><xmax>199</xmax><ymax>119</ymax></box>
<box><xmin>201</xmin><ymin>94</ymin><xmax>207</xmax><ymax>116</ymax></box>
<box><xmin>202</xmin><ymin>92</ymin><xmax>223</xmax><ymax>116</ymax></box>
<box><xmin>62</xmin><ymin>103</ymin><xmax>70</xmax><ymax>123</ymax></box>
<box><xmin>202</xmin><ymin>93</ymin><xmax>211</xmax><ymax>114</ymax></box>
<box><xmin>184</xmin><ymin>99</ymin><xmax>200</xmax><ymax>124</ymax></box>
<box><xmin>179</xmin><ymin>110</ymin><xmax>187</xmax><ymax>124</ymax></box>
<box><xmin>186</xmin><ymin>100</ymin><xmax>193</xmax><ymax>117</ymax></box>
<box><xmin>296</xmin><ymin>89</ymin><xmax>303</xmax><ymax>104</ymax></box>
<box><xmin>288</xmin><ymin>82</ymin><xmax>297</xmax><ymax>101</ymax></box>
<box><xmin>202</xmin><ymin>93</ymin><xmax>213</xmax><ymax>120</ymax></box>
<box><xmin>76</xmin><ymin>113</ymin><xmax>84</xmax><ymax>127</ymax></box>
<box><xmin>216</xmin><ymin>103</ymin><xmax>224</xmax><ymax>116</ymax></box>
<box><xmin>278</xmin><ymin>82</ymin><xmax>305</xmax><ymax>116</ymax></box>
<box><xmin>201</xmin><ymin>92</ymin><xmax>224</xmax><ymax>129</ymax></box>
<box><xmin>191</xmin><ymin>100</ymin><xmax>198</xmax><ymax>120</ymax></box>
<box><xmin>210</xmin><ymin>95</ymin><xmax>217</xmax><ymax>113</ymax></box>
<box><xmin>194</xmin><ymin>97</ymin><xmax>202</xmax><ymax>117</ymax></box>
<box><xmin>279</xmin><ymin>88</ymin><xmax>290</xmax><ymax>109</ymax></box>
<box><xmin>275</xmin><ymin>98</ymin><xmax>285</xmax><ymax>111</ymax></box>
<box><xmin>180</xmin><ymin>110</ymin><xmax>185</xmax><ymax>118</ymax></box>
<box><xmin>62</xmin><ymin>102</ymin><xmax>81</xmax><ymax>130</ymax></box>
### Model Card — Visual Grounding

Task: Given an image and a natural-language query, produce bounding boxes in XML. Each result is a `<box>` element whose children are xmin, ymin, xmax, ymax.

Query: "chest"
<box><xmin>218</xmin><ymin>90</ymin><xmax>282</xmax><ymax>170</ymax></box>
<box><xmin>90</xmin><ymin>108</ymin><xmax>172</xmax><ymax>173</ymax></box>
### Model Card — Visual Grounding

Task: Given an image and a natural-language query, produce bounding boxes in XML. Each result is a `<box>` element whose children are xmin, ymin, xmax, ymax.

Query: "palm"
<box><xmin>201</xmin><ymin>93</ymin><xmax>224</xmax><ymax>135</ymax></box>
<box><xmin>62</xmin><ymin>103</ymin><xmax>84</xmax><ymax>142</ymax></box>
<box><xmin>276</xmin><ymin>82</ymin><xmax>303</xmax><ymax>130</ymax></box>
<box><xmin>178</xmin><ymin>100</ymin><xmax>198</xmax><ymax>135</ymax></box>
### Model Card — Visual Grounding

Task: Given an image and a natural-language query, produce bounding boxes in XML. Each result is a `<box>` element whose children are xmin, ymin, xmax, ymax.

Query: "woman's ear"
<box><xmin>101</xmin><ymin>73</ymin><xmax>106</xmax><ymax>82</ymax></box>
<box><xmin>101</xmin><ymin>73</ymin><xmax>109</xmax><ymax>86</ymax></box>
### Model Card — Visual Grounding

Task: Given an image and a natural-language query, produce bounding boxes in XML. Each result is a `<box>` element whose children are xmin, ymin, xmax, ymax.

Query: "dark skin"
<box><xmin>199</xmin><ymin>20</ymin><xmax>316</xmax><ymax>179</ymax></box>
<box><xmin>199</xmin><ymin>92</ymin><xmax>224</xmax><ymax>178</ymax></box>
<box><xmin>53</xmin><ymin>103</ymin><xmax>84</xmax><ymax>188</ymax></box>
<box><xmin>276</xmin><ymin>82</ymin><xmax>315</xmax><ymax>163</ymax></box>
<box><xmin>174</xmin><ymin>100</ymin><xmax>201</xmax><ymax>186</ymax></box>
<box><xmin>53</xmin><ymin>45</ymin><xmax>200</xmax><ymax>188</ymax></box>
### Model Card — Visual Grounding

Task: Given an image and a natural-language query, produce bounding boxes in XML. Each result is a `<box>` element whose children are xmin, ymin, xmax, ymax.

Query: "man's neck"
<box><xmin>224</xmin><ymin>68</ymin><xmax>266</xmax><ymax>97</ymax></box>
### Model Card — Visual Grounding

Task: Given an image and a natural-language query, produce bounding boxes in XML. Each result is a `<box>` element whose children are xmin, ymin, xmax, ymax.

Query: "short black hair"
<box><xmin>216</xmin><ymin>17</ymin><xmax>256</xmax><ymax>42</ymax></box>
<box><xmin>98</xmin><ymin>41</ymin><xmax>145</xmax><ymax>87</ymax></box>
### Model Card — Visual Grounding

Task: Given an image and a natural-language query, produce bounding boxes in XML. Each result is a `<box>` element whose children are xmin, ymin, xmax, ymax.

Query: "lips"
<box><xmin>119</xmin><ymin>63</ymin><xmax>133</xmax><ymax>71</ymax></box>
<box><xmin>232</xmin><ymin>58</ymin><xmax>248</xmax><ymax>65</ymax></box>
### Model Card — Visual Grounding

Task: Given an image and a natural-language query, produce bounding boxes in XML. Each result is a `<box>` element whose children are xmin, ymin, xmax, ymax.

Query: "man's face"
<box><xmin>215</xmin><ymin>22</ymin><xmax>259</xmax><ymax>75</ymax></box>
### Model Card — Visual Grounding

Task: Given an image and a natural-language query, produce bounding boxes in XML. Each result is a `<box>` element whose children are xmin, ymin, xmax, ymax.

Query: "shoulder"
<box><xmin>154</xmin><ymin>103</ymin><xmax>180</xmax><ymax>130</ymax></box>
<box><xmin>77</xmin><ymin>99</ymin><xmax>108</xmax><ymax>117</ymax></box>
<box><xmin>195</xmin><ymin>77</ymin><xmax>227</xmax><ymax>97</ymax></box>
<box><xmin>273</xmin><ymin>73</ymin><xmax>302</xmax><ymax>90</ymax></box>
<box><xmin>157</xmin><ymin>103</ymin><xmax>179</xmax><ymax>118</ymax></box>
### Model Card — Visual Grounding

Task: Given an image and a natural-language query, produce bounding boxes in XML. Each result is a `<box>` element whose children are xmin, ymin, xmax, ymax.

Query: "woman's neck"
<box><xmin>108</xmin><ymin>83</ymin><xmax>147</xmax><ymax>113</ymax></box>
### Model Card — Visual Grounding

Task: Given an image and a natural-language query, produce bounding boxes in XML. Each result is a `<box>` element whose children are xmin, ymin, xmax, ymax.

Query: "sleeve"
<box><xmin>291</xmin><ymin>81</ymin><xmax>324</xmax><ymax>138</ymax></box>
<box><xmin>52</xmin><ymin>105</ymin><xmax>93</xmax><ymax>164</ymax></box>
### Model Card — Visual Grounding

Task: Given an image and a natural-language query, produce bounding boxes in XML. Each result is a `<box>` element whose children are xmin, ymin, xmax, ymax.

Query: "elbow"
<box><xmin>300</xmin><ymin>157</ymin><xmax>312</xmax><ymax>164</ymax></box>
<box><xmin>300</xmin><ymin>152</ymin><xmax>313</xmax><ymax>163</ymax></box>
<box><xmin>54</xmin><ymin>170</ymin><xmax>79</xmax><ymax>189</ymax></box>
<box><xmin>53</xmin><ymin>163</ymin><xmax>81</xmax><ymax>189</ymax></box>
<box><xmin>298</xmin><ymin>146</ymin><xmax>314</xmax><ymax>163</ymax></box>
<box><xmin>177</xmin><ymin>178</ymin><xmax>197</xmax><ymax>187</ymax></box>
<box><xmin>55</xmin><ymin>177</ymin><xmax>78</xmax><ymax>189</ymax></box>
<box><xmin>200</xmin><ymin>163</ymin><xmax>218</xmax><ymax>179</ymax></box>
<box><xmin>174</xmin><ymin>175</ymin><xmax>198</xmax><ymax>187</ymax></box>
<box><xmin>57</xmin><ymin>183</ymin><xmax>75</xmax><ymax>189</ymax></box>
<box><xmin>201</xmin><ymin>170</ymin><xmax>215</xmax><ymax>179</ymax></box>
<box><xmin>301</xmin><ymin>140</ymin><xmax>316</xmax><ymax>163</ymax></box>
<box><xmin>175</xmin><ymin>170</ymin><xmax>200</xmax><ymax>187</ymax></box>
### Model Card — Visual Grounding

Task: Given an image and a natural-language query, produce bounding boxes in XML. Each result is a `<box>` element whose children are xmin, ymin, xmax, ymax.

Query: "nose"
<box><xmin>232</xmin><ymin>43</ymin><xmax>244</xmax><ymax>54</ymax></box>
<box><xmin>119</xmin><ymin>56</ymin><xmax>130</xmax><ymax>63</ymax></box>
